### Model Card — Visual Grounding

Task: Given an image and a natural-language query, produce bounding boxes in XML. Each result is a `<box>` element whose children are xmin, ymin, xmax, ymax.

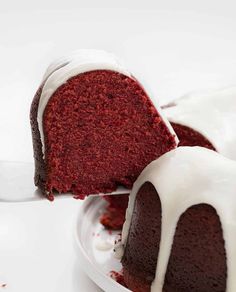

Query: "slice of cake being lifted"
<box><xmin>30</xmin><ymin>50</ymin><xmax>178</xmax><ymax>200</ymax></box>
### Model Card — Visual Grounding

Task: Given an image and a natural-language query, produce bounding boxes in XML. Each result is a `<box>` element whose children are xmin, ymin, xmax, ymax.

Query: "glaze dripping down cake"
<box><xmin>30</xmin><ymin>50</ymin><xmax>177</xmax><ymax>199</ymax></box>
<box><xmin>117</xmin><ymin>147</ymin><xmax>236</xmax><ymax>292</ymax></box>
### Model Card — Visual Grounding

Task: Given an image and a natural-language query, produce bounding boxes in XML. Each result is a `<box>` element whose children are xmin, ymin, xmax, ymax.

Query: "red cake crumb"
<box><xmin>73</xmin><ymin>194</ymin><xmax>86</xmax><ymax>200</ymax></box>
<box><xmin>110</xmin><ymin>270</ymin><xmax>127</xmax><ymax>288</ymax></box>
<box><xmin>46</xmin><ymin>193</ymin><xmax>54</xmax><ymax>201</ymax></box>
<box><xmin>100</xmin><ymin>209</ymin><xmax>125</xmax><ymax>230</ymax></box>
<box><xmin>100</xmin><ymin>195</ymin><xmax>129</xmax><ymax>230</ymax></box>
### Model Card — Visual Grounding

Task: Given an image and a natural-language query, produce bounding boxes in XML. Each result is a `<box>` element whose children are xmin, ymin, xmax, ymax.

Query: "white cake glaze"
<box><xmin>37</xmin><ymin>49</ymin><xmax>178</xmax><ymax>154</ymax></box>
<box><xmin>120</xmin><ymin>146</ymin><xmax>236</xmax><ymax>292</ymax></box>
<box><xmin>164</xmin><ymin>87</ymin><xmax>236</xmax><ymax>160</ymax></box>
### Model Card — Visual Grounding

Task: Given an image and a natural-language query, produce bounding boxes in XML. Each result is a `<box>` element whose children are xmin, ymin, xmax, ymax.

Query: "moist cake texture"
<box><xmin>30</xmin><ymin>50</ymin><xmax>177</xmax><ymax>199</ymax></box>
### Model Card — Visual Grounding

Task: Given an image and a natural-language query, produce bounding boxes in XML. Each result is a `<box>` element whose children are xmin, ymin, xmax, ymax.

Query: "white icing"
<box><xmin>37</xmin><ymin>49</ymin><xmax>178</xmax><ymax>154</ymax></box>
<box><xmin>164</xmin><ymin>87</ymin><xmax>236</xmax><ymax>160</ymax></box>
<box><xmin>121</xmin><ymin>146</ymin><xmax>236</xmax><ymax>292</ymax></box>
<box><xmin>113</xmin><ymin>236</ymin><xmax>124</xmax><ymax>259</ymax></box>
<box><xmin>95</xmin><ymin>239</ymin><xmax>113</xmax><ymax>251</ymax></box>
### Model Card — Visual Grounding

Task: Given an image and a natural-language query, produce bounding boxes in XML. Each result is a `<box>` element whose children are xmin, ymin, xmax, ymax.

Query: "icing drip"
<box><xmin>114</xmin><ymin>235</ymin><xmax>124</xmax><ymax>259</ymax></box>
<box><xmin>95</xmin><ymin>239</ymin><xmax>113</xmax><ymax>251</ymax></box>
<box><xmin>121</xmin><ymin>146</ymin><xmax>236</xmax><ymax>292</ymax></box>
<box><xmin>37</xmin><ymin>49</ymin><xmax>178</xmax><ymax>154</ymax></box>
<box><xmin>164</xmin><ymin>87</ymin><xmax>236</xmax><ymax>160</ymax></box>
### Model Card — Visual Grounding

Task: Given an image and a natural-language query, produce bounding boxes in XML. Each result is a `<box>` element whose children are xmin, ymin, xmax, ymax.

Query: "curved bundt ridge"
<box><xmin>120</xmin><ymin>147</ymin><xmax>236</xmax><ymax>291</ymax></box>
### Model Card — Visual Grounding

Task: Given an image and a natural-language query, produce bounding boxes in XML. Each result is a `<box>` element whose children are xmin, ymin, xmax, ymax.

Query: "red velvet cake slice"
<box><xmin>117</xmin><ymin>147</ymin><xmax>235</xmax><ymax>292</ymax></box>
<box><xmin>30</xmin><ymin>50</ymin><xmax>178</xmax><ymax>199</ymax></box>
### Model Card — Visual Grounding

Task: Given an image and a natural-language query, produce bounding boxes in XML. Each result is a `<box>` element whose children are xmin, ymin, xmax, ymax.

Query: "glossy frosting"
<box><xmin>37</xmin><ymin>49</ymin><xmax>177</xmax><ymax>154</ymax></box>
<box><xmin>164</xmin><ymin>87</ymin><xmax>236</xmax><ymax>160</ymax></box>
<box><xmin>120</xmin><ymin>146</ymin><xmax>236</xmax><ymax>292</ymax></box>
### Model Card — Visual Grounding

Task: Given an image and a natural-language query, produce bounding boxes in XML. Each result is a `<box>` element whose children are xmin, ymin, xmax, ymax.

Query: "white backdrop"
<box><xmin>0</xmin><ymin>0</ymin><xmax>236</xmax><ymax>162</ymax></box>
<box><xmin>0</xmin><ymin>2</ymin><xmax>236</xmax><ymax>291</ymax></box>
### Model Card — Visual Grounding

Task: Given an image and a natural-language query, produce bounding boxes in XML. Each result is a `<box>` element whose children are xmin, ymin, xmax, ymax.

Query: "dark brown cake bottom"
<box><xmin>122</xmin><ymin>182</ymin><xmax>162</xmax><ymax>291</ymax></box>
<box><xmin>121</xmin><ymin>182</ymin><xmax>227</xmax><ymax>292</ymax></box>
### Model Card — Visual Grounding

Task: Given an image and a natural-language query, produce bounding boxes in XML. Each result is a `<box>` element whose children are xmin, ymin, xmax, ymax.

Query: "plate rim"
<box><xmin>74</xmin><ymin>196</ymin><xmax>130</xmax><ymax>292</ymax></box>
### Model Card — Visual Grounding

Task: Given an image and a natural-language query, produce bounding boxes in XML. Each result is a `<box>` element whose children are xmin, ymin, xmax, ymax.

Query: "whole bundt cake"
<box><xmin>117</xmin><ymin>146</ymin><xmax>236</xmax><ymax>292</ymax></box>
<box><xmin>30</xmin><ymin>50</ymin><xmax>177</xmax><ymax>200</ymax></box>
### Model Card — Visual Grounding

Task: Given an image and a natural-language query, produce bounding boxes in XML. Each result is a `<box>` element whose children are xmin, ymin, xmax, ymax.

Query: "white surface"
<box><xmin>1</xmin><ymin>1</ymin><xmax>236</xmax><ymax>163</ymax></box>
<box><xmin>0</xmin><ymin>161</ymin><xmax>41</xmax><ymax>202</ymax></box>
<box><xmin>75</xmin><ymin>196</ymin><xmax>130</xmax><ymax>292</ymax></box>
<box><xmin>0</xmin><ymin>1</ymin><xmax>236</xmax><ymax>291</ymax></box>
<box><xmin>0</xmin><ymin>198</ymin><xmax>101</xmax><ymax>292</ymax></box>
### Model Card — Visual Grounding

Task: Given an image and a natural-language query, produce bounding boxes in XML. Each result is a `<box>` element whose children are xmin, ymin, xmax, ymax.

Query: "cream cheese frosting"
<box><xmin>37</xmin><ymin>49</ymin><xmax>177</xmax><ymax>154</ymax></box>
<box><xmin>164</xmin><ymin>87</ymin><xmax>236</xmax><ymax>160</ymax></box>
<box><xmin>120</xmin><ymin>146</ymin><xmax>236</xmax><ymax>292</ymax></box>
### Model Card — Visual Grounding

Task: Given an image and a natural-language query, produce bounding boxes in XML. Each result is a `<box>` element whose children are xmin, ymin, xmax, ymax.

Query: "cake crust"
<box><xmin>30</xmin><ymin>86</ymin><xmax>49</xmax><ymax>197</ymax></box>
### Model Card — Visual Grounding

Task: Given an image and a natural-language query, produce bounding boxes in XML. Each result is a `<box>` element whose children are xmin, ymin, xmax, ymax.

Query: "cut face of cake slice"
<box><xmin>118</xmin><ymin>147</ymin><xmax>236</xmax><ymax>292</ymax></box>
<box><xmin>30</xmin><ymin>50</ymin><xmax>178</xmax><ymax>199</ymax></box>
<box><xmin>164</xmin><ymin>87</ymin><xmax>236</xmax><ymax>159</ymax></box>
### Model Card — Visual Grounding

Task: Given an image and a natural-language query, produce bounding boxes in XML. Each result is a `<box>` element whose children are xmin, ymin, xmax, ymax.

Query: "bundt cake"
<box><xmin>164</xmin><ymin>87</ymin><xmax>236</xmax><ymax>159</ymax></box>
<box><xmin>117</xmin><ymin>146</ymin><xmax>236</xmax><ymax>292</ymax></box>
<box><xmin>30</xmin><ymin>50</ymin><xmax>178</xmax><ymax>200</ymax></box>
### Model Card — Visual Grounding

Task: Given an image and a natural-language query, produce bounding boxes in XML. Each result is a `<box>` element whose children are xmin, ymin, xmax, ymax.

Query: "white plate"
<box><xmin>0</xmin><ymin>161</ymin><xmax>130</xmax><ymax>202</ymax></box>
<box><xmin>75</xmin><ymin>196</ymin><xmax>130</xmax><ymax>292</ymax></box>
